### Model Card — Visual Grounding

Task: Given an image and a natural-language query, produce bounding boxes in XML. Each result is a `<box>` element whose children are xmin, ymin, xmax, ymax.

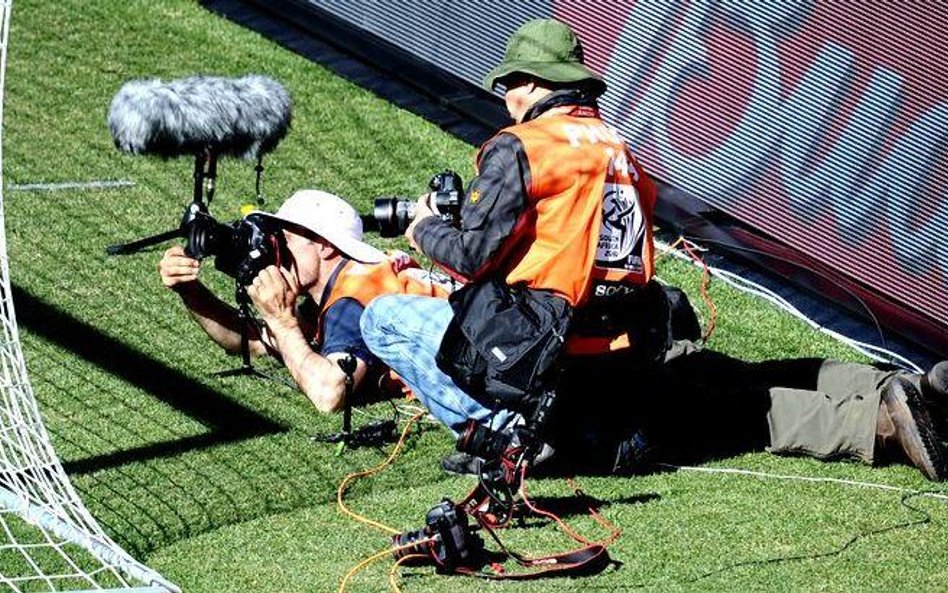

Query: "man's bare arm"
<box><xmin>160</xmin><ymin>245</ymin><xmax>268</xmax><ymax>356</ymax></box>
<box><xmin>247</xmin><ymin>265</ymin><xmax>368</xmax><ymax>411</ymax></box>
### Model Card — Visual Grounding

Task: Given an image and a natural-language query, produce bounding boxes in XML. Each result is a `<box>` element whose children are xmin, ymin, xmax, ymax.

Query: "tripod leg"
<box><xmin>212</xmin><ymin>285</ymin><xmax>262</xmax><ymax>378</ymax></box>
<box><xmin>105</xmin><ymin>227</ymin><xmax>183</xmax><ymax>255</ymax></box>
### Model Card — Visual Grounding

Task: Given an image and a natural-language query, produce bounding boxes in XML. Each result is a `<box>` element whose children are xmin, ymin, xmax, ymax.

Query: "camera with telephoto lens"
<box><xmin>373</xmin><ymin>170</ymin><xmax>464</xmax><ymax>238</ymax></box>
<box><xmin>182</xmin><ymin>204</ymin><xmax>289</xmax><ymax>287</ymax></box>
<box><xmin>391</xmin><ymin>499</ymin><xmax>483</xmax><ymax>571</ymax></box>
<box><xmin>456</xmin><ymin>420</ymin><xmax>518</xmax><ymax>462</ymax></box>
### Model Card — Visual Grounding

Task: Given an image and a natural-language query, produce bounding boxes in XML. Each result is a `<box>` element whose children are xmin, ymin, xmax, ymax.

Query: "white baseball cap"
<box><xmin>257</xmin><ymin>190</ymin><xmax>386</xmax><ymax>264</ymax></box>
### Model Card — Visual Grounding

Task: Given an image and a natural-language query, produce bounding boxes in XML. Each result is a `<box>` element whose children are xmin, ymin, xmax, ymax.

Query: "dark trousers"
<box><xmin>551</xmin><ymin>341</ymin><xmax>893</xmax><ymax>473</ymax></box>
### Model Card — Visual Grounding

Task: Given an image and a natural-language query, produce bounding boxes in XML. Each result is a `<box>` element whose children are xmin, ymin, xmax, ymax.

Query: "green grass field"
<box><xmin>3</xmin><ymin>1</ymin><xmax>947</xmax><ymax>591</ymax></box>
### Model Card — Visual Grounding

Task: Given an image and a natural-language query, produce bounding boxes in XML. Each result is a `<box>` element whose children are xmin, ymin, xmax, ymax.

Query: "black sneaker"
<box><xmin>612</xmin><ymin>429</ymin><xmax>656</xmax><ymax>476</ymax></box>
<box><xmin>441</xmin><ymin>451</ymin><xmax>482</xmax><ymax>476</ymax></box>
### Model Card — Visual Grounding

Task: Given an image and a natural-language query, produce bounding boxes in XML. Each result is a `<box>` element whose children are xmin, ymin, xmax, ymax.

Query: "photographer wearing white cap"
<box><xmin>159</xmin><ymin>189</ymin><xmax>446</xmax><ymax>412</ymax></box>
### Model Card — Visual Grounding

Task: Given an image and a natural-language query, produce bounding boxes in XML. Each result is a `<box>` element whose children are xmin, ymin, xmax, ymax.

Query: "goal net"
<box><xmin>0</xmin><ymin>2</ymin><xmax>178</xmax><ymax>591</ymax></box>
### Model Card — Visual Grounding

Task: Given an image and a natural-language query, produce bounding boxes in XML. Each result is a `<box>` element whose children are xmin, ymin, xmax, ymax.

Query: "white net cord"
<box><xmin>0</xmin><ymin>2</ymin><xmax>179</xmax><ymax>591</ymax></box>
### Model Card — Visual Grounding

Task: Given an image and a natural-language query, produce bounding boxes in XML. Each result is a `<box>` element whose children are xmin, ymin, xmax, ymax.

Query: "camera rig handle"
<box><xmin>310</xmin><ymin>352</ymin><xmax>398</xmax><ymax>450</ymax></box>
<box><xmin>105</xmin><ymin>149</ymin><xmax>218</xmax><ymax>256</ymax></box>
<box><xmin>337</xmin><ymin>352</ymin><xmax>357</xmax><ymax>442</ymax></box>
<box><xmin>196</xmin><ymin>150</ymin><xmax>217</xmax><ymax>206</ymax></box>
<box><xmin>234</xmin><ymin>284</ymin><xmax>254</xmax><ymax>371</ymax></box>
<box><xmin>105</xmin><ymin>227</ymin><xmax>185</xmax><ymax>256</ymax></box>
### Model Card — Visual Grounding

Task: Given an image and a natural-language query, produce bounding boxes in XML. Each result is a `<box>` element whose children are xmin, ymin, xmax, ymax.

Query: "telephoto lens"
<box><xmin>372</xmin><ymin>197</ymin><xmax>416</xmax><ymax>238</ymax></box>
<box><xmin>184</xmin><ymin>211</ymin><xmax>236</xmax><ymax>260</ymax></box>
<box><xmin>455</xmin><ymin>420</ymin><xmax>511</xmax><ymax>461</ymax></box>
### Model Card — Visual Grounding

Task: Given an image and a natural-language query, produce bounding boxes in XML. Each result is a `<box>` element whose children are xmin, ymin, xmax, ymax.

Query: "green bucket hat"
<box><xmin>483</xmin><ymin>18</ymin><xmax>606</xmax><ymax>96</ymax></box>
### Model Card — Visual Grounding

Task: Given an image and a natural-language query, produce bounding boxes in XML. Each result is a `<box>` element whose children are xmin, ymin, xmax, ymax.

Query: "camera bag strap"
<box><xmin>466</xmin><ymin>524</ymin><xmax>611</xmax><ymax>580</ymax></box>
<box><xmin>449</xmin><ymin>474</ymin><xmax>616</xmax><ymax>581</ymax></box>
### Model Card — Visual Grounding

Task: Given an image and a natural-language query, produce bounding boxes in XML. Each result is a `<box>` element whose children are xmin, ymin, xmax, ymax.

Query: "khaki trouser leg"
<box><xmin>766</xmin><ymin>360</ymin><xmax>897</xmax><ymax>464</ymax></box>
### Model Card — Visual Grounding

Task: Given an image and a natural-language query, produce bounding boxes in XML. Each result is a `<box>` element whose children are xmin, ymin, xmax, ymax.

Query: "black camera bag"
<box><xmin>436</xmin><ymin>279</ymin><xmax>571</xmax><ymax>412</ymax></box>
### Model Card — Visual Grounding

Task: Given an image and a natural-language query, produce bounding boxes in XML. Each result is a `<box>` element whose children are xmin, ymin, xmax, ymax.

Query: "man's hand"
<box><xmin>247</xmin><ymin>265</ymin><xmax>301</xmax><ymax>330</ymax></box>
<box><xmin>405</xmin><ymin>193</ymin><xmax>436</xmax><ymax>250</ymax></box>
<box><xmin>159</xmin><ymin>245</ymin><xmax>200</xmax><ymax>292</ymax></box>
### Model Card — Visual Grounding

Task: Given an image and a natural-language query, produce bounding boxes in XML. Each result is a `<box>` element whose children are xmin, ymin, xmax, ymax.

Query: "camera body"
<box><xmin>392</xmin><ymin>499</ymin><xmax>483</xmax><ymax>571</ymax></box>
<box><xmin>182</xmin><ymin>205</ymin><xmax>289</xmax><ymax>287</ymax></box>
<box><xmin>374</xmin><ymin>170</ymin><xmax>464</xmax><ymax>238</ymax></box>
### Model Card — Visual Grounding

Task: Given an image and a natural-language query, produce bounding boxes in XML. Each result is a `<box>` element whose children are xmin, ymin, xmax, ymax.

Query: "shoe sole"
<box><xmin>890</xmin><ymin>378</ymin><xmax>948</xmax><ymax>481</ymax></box>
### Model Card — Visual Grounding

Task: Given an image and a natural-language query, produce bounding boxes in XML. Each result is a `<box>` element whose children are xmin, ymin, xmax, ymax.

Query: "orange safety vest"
<box><xmin>485</xmin><ymin>110</ymin><xmax>657</xmax><ymax>354</ymax></box>
<box><xmin>321</xmin><ymin>256</ymin><xmax>450</xmax><ymax>315</ymax></box>
<box><xmin>318</xmin><ymin>253</ymin><xmax>452</xmax><ymax>397</ymax></box>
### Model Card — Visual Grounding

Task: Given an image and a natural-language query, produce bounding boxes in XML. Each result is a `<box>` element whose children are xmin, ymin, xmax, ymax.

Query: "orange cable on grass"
<box><xmin>680</xmin><ymin>237</ymin><xmax>717</xmax><ymax>341</ymax></box>
<box><xmin>336</xmin><ymin>410</ymin><xmax>427</xmax><ymax>536</ymax></box>
<box><xmin>518</xmin><ymin>468</ymin><xmax>621</xmax><ymax>550</ymax></box>
<box><xmin>338</xmin><ymin>537</ymin><xmax>433</xmax><ymax>593</ymax></box>
<box><xmin>656</xmin><ymin>235</ymin><xmax>685</xmax><ymax>259</ymax></box>
<box><xmin>388</xmin><ymin>553</ymin><xmax>427</xmax><ymax>592</ymax></box>
<box><xmin>339</xmin><ymin>540</ymin><xmax>433</xmax><ymax>593</ymax></box>
<box><xmin>338</xmin><ymin>546</ymin><xmax>395</xmax><ymax>593</ymax></box>
<box><xmin>336</xmin><ymin>410</ymin><xmax>430</xmax><ymax>593</ymax></box>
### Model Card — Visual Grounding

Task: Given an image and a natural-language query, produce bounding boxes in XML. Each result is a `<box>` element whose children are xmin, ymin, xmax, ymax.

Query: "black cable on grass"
<box><xmin>595</xmin><ymin>489</ymin><xmax>944</xmax><ymax>590</ymax></box>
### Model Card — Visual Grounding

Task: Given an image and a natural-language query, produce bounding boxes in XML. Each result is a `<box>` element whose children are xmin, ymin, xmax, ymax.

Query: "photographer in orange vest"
<box><xmin>160</xmin><ymin>190</ymin><xmax>447</xmax><ymax>412</ymax></box>
<box><xmin>361</xmin><ymin>19</ymin><xmax>948</xmax><ymax>481</ymax></box>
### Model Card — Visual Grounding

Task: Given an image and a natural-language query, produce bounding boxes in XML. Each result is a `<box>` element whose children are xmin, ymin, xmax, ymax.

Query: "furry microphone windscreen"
<box><xmin>108</xmin><ymin>75</ymin><xmax>292</xmax><ymax>160</ymax></box>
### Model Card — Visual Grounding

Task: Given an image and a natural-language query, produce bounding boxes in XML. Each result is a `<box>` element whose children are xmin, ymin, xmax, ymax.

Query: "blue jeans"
<box><xmin>360</xmin><ymin>294</ymin><xmax>518</xmax><ymax>435</ymax></box>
